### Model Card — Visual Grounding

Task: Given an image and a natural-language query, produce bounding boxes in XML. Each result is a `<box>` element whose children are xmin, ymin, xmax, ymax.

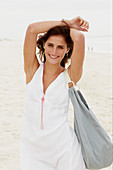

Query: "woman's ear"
<box><xmin>66</xmin><ymin>47</ymin><xmax>70</xmax><ymax>54</ymax></box>
<box><xmin>43</xmin><ymin>42</ymin><xmax>45</xmax><ymax>49</ymax></box>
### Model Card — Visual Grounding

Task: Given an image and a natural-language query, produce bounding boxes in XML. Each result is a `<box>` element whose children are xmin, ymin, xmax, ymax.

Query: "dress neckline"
<box><xmin>42</xmin><ymin>63</ymin><xmax>65</xmax><ymax>95</ymax></box>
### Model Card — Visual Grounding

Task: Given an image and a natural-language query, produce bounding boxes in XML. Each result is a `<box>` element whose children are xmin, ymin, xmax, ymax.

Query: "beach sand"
<box><xmin>0</xmin><ymin>41</ymin><xmax>112</xmax><ymax>170</ymax></box>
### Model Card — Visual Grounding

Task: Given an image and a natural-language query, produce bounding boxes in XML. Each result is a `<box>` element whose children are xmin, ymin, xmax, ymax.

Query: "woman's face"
<box><xmin>43</xmin><ymin>35</ymin><xmax>69</xmax><ymax>65</ymax></box>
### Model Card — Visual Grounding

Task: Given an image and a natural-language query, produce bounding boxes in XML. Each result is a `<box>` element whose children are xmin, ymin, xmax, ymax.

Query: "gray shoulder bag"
<box><xmin>64</xmin><ymin>68</ymin><xmax>113</xmax><ymax>169</ymax></box>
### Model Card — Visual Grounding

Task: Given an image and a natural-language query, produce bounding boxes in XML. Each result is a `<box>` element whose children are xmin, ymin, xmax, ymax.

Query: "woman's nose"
<box><xmin>52</xmin><ymin>47</ymin><xmax>57</xmax><ymax>55</ymax></box>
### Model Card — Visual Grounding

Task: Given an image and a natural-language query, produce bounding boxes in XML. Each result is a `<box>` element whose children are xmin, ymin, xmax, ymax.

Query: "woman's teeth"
<box><xmin>49</xmin><ymin>55</ymin><xmax>59</xmax><ymax>59</ymax></box>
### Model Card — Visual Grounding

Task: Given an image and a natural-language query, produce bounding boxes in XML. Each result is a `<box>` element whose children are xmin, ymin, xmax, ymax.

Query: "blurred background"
<box><xmin>0</xmin><ymin>0</ymin><xmax>112</xmax><ymax>169</ymax></box>
<box><xmin>0</xmin><ymin>0</ymin><xmax>112</xmax><ymax>53</ymax></box>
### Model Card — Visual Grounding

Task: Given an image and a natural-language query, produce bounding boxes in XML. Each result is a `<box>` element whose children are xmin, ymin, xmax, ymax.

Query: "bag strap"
<box><xmin>64</xmin><ymin>68</ymin><xmax>75</xmax><ymax>86</ymax></box>
<box><xmin>64</xmin><ymin>67</ymin><xmax>80</xmax><ymax>90</ymax></box>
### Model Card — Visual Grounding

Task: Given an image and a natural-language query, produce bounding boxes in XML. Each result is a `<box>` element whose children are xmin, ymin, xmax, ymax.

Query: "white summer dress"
<box><xmin>20</xmin><ymin>63</ymin><xmax>85</xmax><ymax>170</ymax></box>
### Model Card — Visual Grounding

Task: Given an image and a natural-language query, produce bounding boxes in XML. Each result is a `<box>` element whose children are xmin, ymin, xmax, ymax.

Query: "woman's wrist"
<box><xmin>61</xmin><ymin>19</ymin><xmax>72</xmax><ymax>28</ymax></box>
<box><xmin>70</xmin><ymin>28</ymin><xmax>85</xmax><ymax>42</ymax></box>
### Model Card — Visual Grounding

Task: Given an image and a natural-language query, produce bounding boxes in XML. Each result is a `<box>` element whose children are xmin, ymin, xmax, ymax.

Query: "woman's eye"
<box><xmin>58</xmin><ymin>46</ymin><xmax>63</xmax><ymax>49</ymax></box>
<box><xmin>48</xmin><ymin>44</ymin><xmax>53</xmax><ymax>47</ymax></box>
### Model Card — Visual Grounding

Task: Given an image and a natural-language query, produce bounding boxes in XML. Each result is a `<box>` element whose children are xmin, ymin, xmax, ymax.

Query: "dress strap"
<box><xmin>64</xmin><ymin>68</ymin><xmax>75</xmax><ymax>87</ymax></box>
<box><xmin>64</xmin><ymin>68</ymin><xmax>80</xmax><ymax>90</ymax></box>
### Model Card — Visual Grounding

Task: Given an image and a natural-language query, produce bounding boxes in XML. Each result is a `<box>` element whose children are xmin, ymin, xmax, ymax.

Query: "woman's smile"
<box><xmin>49</xmin><ymin>54</ymin><xmax>59</xmax><ymax>59</ymax></box>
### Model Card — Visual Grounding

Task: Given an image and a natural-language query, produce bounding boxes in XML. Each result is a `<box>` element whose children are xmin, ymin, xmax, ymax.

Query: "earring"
<box><xmin>65</xmin><ymin>53</ymin><xmax>68</xmax><ymax>57</ymax></box>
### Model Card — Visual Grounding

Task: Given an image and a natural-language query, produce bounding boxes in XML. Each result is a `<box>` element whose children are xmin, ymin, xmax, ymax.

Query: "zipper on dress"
<box><xmin>41</xmin><ymin>64</ymin><xmax>45</xmax><ymax>130</ymax></box>
<box><xmin>41</xmin><ymin>94</ymin><xmax>45</xmax><ymax>129</ymax></box>
<box><xmin>41</xmin><ymin>63</ymin><xmax>64</xmax><ymax>130</ymax></box>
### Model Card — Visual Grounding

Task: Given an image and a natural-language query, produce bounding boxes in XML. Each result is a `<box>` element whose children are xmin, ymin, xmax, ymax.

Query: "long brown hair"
<box><xmin>37</xmin><ymin>25</ymin><xmax>73</xmax><ymax>67</ymax></box>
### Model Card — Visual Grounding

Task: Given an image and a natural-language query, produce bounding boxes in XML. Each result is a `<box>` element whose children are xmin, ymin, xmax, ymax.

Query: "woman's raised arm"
<box><xmin>69</xmin><ymin>29</ymin><xmax>85</xmax><ymax>84</ymax></box>
<box><xmin>65</xmin><ymin>16</ymin><xmax>89</xmax><ymax>85</ymax></box>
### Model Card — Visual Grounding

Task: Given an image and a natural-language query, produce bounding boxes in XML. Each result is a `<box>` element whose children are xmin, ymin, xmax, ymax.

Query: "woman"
<box><xmin>20</xmin><ymin>16</ymin><xmax>89</xmax><ymax>170</ymax></box>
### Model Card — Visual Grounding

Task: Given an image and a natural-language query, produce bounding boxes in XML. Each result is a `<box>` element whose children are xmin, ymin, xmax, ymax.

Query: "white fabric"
<box><xmin>64</xmin><ymin>68</ymin><xmax>75</xmax><ymax>86</ymax></box>
<box><xmin>20</xmin><ymin>63</ymin><xmax>85</xmax><ymax>170</ymax></box>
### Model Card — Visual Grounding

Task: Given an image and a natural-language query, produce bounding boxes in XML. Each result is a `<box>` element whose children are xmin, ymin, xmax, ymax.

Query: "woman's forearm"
<box><xmin>28</xmin><ymin>20</ymin><xmax>66</xmax><ymax>34</ymax></box>
<box><xmin>70</xmin><ymin>28</ymin><xmax>85</xmax><ymax>42</ymax></box>
<box><xmin>27</xmin><ymin>16</ymin><xmax>89</xmax><ymax>35</ymax></box>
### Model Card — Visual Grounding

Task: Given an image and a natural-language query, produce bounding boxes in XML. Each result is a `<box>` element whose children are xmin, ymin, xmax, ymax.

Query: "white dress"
<box><xmin>20</xmin><ymin>63</ymin><xmax>85</xmax><ymax>170</ymax></box>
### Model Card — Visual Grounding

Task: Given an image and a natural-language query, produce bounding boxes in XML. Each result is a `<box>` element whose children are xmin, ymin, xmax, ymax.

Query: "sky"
<box><xmin>0</xmin><ymin>0</ymin><xmax>112</xmax><ymax>41</ymax></box>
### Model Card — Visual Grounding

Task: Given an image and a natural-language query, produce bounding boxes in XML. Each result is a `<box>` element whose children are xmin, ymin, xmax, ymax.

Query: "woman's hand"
<box><xmin>68</xmin><ymin>16</ymin><xmax>89</xmax><ymax>32</ymax></box>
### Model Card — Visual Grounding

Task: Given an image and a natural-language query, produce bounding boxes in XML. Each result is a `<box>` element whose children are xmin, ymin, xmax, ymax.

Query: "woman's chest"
<box><xmin>26</xmin><ymin>74</ymin><xmax>69</xmax><ymax>106</ymax></box>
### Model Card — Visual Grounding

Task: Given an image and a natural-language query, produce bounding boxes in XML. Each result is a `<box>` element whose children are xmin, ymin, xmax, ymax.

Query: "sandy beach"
<box><xmin>0</xmin><ymin>40</ymin><xmax>112</xmax><ymax>170</ymax></box>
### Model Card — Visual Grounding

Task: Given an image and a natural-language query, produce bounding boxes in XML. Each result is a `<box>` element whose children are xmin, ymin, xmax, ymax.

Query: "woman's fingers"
<box><xmin>71</xmin><ymin>16</ymin><xmax>89</xmax><ymax>31</ymax></box>
<box><xmin>83</xmin><ymin>21</ymin><xmax>89</xmax><ymax>29</ymax></box>
<box><xmin>79</xmin><ymin>26</ymin><xmax>88</xmax><ymax>32</ymax></box>
<box><xmin>82</xmin><ymin>20</ymin><xmax>86</xmax><ymax>27</ymax></box>
<box><xmin>86</xmin><ymin>22</ymin><xmax>89</xmax><ymax>29</ymax></box>
<box><xmin>79</xmin><ymin>18</ymin><xmax>84</xmax><ymax>26</ymax></box>
<box><xmin>80</xmin><ymin>19</ymin><xmax>89</xmax><ymax>30</ymax></box>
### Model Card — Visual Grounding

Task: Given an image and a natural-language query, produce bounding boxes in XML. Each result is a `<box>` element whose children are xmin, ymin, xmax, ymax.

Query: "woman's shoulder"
<box><xmin>26</xmin><ymin>61</ymin><xmax>43</xmax><ymax>86</ymax></box>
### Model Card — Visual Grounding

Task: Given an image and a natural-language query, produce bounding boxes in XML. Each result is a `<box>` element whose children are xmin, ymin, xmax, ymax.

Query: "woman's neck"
<box><xmin>44</xmin><ymin>62</ymin><xmax>65</xmax><ymax>77</ymax></box>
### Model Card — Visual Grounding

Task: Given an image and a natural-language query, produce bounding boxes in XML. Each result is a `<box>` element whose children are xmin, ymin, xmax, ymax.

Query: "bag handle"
<box><xmin>64</xmin><ymin>68</ymin><xmax>80</xmax><ymax>90</ymax></box>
